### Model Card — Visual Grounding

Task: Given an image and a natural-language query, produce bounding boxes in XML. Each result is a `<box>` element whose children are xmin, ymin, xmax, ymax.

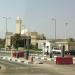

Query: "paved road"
<box><xmin>0</xmin><ymin>51</ymin><xmax>75</xmax><ymax>75</ymax></box>
<box><xmin>0</xmin><ymin>59</ymin><xmax>50</xmax><ymax>75</ymax></box>
<box><xmin>0</xmin><ymin>59</ymin><xmax>75</xmax><ymax>75</ymax></box>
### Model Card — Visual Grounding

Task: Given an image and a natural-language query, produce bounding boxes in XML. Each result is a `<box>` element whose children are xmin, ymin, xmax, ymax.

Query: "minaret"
<box><xmin>16</xmin><ymin>16</ymin><xmax>22</xmax><ymax>34</ymax></box>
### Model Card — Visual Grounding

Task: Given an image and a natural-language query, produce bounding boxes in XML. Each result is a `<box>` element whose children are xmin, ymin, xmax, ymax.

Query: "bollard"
<box><xmin>50</xmin><ymin>52</ymin><xmax>52</xmax><ymax>58</ymax></box>
<box><xmin>29</xmin><ymin>56</ymin><xmax>33</xmax><ymax>63</ymax></box>
<box><xmin>61</xmin><ymin>45</ymin><xmax>65</xmax><ymax>57</ymax></box>
<box><xmin>26</xmin><ymin>50</ymin><xmax>29</xmax><ymax>60</ymax></box>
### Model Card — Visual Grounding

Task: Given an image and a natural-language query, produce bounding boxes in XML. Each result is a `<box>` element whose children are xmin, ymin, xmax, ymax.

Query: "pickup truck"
<box><xmin>52</xmin><ymin>47</ymin><xmax>61</xmax><ymax>53</ymax></box>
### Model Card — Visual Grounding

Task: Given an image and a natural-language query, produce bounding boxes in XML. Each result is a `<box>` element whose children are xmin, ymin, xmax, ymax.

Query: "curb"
<box><xmin>0</xmin><ymin>56</ymin><xmax>30</xmax><ymax>64</ymax></box>
<box><xmin>0</xmin><ymin>64</ymin><xmax>6</xmax><ymax>70</ymax></box>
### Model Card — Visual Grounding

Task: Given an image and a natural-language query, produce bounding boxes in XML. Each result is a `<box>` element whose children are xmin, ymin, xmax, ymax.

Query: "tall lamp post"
<box><xmin>3</xmin><ymin>17</ymin><xmax>8</xmax><ymax>34</ymax></box>
<box><xmin>3</xmin><ymin>17</ymin><xmax>10</xmax><ymax>50</ymax></box>
<box><xmin>52</xmin><ymin>18</ymin><xmax>56</xmax><ymax>47</ymax></box>
<box><xmin>65</xmin><ymin>22</ymin><xmax>68</xmax><ymax>39</ymax></box>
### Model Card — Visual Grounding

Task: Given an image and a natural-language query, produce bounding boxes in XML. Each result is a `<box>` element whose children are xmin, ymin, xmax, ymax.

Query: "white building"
<box><xmin>37</xmin><ymin>40</ymin><xmax>53</xmax><ymax>53</ymax></box>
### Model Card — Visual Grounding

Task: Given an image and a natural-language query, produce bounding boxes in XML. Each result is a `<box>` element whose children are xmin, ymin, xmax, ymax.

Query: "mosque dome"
<box><xmin>21</xmin><ymin>28</ymin><xmax>29</xmax><ymax>34</ymax></box>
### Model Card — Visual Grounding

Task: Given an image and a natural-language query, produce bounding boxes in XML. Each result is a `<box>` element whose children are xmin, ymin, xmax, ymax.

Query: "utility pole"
<box><xmin>3</xmin><ymin>17</ymin><xmax>8</xmax><ymax>34</ymax></box>
<box><xmin>3</xmin><ymin>17</ymin><xmax>10</xmax><ymax>50</ymax></box>
<box><xmin>65</xmin><ymin>22</ymin><xmax>68</xmax><ymax>39</ymax></box>
<box><xmin>52</xmin><ymin>18</ymin><xmax>56</xmax><ymax>47</ymax></box>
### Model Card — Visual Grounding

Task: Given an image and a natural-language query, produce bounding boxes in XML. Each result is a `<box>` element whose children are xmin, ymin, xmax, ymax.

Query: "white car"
<box><xmin>52</xmin><ymin>47</ymin><xmax>61</xmax><ymax>53</ymax></box>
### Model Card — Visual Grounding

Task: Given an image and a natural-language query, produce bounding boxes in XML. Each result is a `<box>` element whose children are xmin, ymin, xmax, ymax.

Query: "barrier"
<box><xmin>12</xmin><ymin>51</ymin><xmax>24</xmax><ymax>58</ymax></box>
<box><xmin>56</xmin><ymin>56</ymin><xmax>73</xmax><ymax>64</ymax></box>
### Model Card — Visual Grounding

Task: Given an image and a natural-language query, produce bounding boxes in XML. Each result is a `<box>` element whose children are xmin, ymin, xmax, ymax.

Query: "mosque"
<box><xmin>5</xmin><ymin>17</ymin><xmax>46</xmax><ymax>49</ymax></box>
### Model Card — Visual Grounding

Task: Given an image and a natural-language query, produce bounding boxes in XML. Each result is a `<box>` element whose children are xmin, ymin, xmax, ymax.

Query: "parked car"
<box><xmin>69</xmin><ymin>50</ymin><xmax>75</xmax><ymax>56</ymax></box>
<box><xmin>52</xmin><ymin>47</ymin><xmax>61</xmax><ymax>54</ymax></box>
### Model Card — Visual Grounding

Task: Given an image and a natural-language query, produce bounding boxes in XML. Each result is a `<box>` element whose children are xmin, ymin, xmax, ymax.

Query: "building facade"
<box><xmin>5</xmin><ymin>33</ymin><xmax>31</xmax><ymax>50</ymax></box>
<box><xmin>56</xmin><ymin>41</ymin><xmax>75</xmax><ymax>51</ymax></box>
<box><xmin>21</xmin><ymin>29</ymin><xmax>46</xmax><ymax>46</ymax></box>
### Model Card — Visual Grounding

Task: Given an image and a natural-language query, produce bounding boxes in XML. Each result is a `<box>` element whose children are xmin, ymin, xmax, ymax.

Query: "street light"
<box><xmin>3</xmin><ymin>17</ymin><xmax>10</xmax><ymax>34</ymax></box>
<box><xmin>52</xmin><ymin>18</ymin><xmax>56</xmax><ymax>46</ymax></box>
<box><xmin>65</xmin><ymin>22</ymin><xmax>68</xmax><ymax>39</ymax></box>
<box><xmin>3</xmin><ymin>17</ymin><xmax>11</xmax><ymax>50</ymax></box>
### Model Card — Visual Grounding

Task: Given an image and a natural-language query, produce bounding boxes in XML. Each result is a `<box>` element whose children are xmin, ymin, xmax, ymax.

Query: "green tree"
<box><xmin>68</xmin><ymin>38</ymin><xmax>75</xmax><ymax>42</ymax></box>
<box><xmin>11</xmin><ymin>34</ymin><xmax>21</xmax><ymax>49</ymax></box>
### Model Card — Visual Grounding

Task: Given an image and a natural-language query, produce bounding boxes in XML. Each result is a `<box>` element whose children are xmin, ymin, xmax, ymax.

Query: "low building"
<box><xmin>37</xmin><ymin>39</ymin><xmax>75</xmax><ymax>53</ymax></box>
<box><xmin>37</xmin><ymin>40</ymin><xmax>54</xmax><ymax>53</ymax></box>
<box><xmin>56</xmin><ymin>41</ymin><xmax>75</xmax><ymax>51</ymax></box>
<box><xmin>5</xmin><ymin>32</ymin><xmax>31</xmax><ymax>50</ymax></box>
<box><xmin>54</xmin><ymin>39</ymin><xmax>75</xmax><ymax>51</ymax></box>
<box><xmin>21</xmin><ymin>29</ymin><xmax>46</xmax><ymax>46</ymax></box>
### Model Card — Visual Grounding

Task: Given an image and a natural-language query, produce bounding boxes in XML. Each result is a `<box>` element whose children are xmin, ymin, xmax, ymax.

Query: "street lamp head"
<box><xmin>52</xmin><ymin>18</ymin><xmax>56</xmax><ymax>21</ymax></box>
<box><xmin>2</xmin><ymin>17</ymin><xmax>11</xmax><ymax>19</ymax></box>
<box><xmin>65</xmin><ymin>22</ymin><xmax>68</xmax><ymax>26</ymax></box>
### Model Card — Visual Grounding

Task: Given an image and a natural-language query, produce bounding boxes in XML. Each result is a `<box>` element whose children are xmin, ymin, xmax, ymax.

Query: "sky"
<box><xmin>0</xmin><ymin>0</ymin><xmax>75</xmax><ymax>39</ymax></box>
